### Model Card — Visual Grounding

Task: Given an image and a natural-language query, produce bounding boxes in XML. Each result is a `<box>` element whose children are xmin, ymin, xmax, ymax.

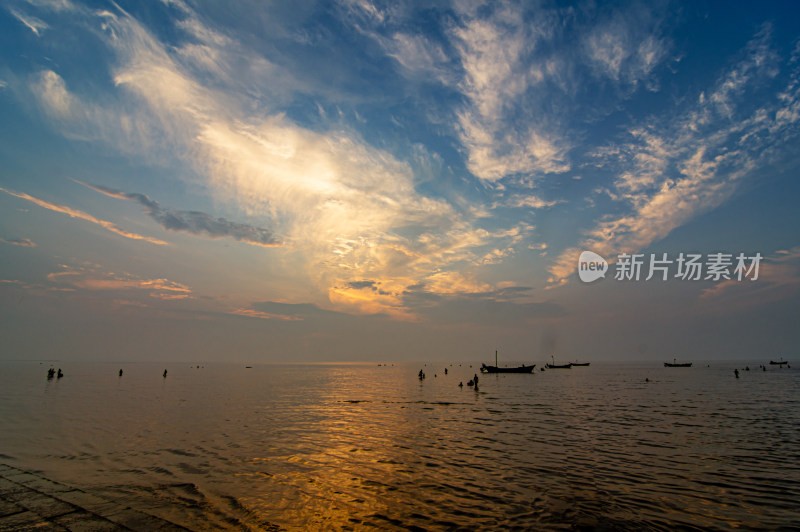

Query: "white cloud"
<box><xmin>583</xmin><ymin>7</ymin><xmax>669</xmax><ymax>89</ymax></box>
<box><xmin>450</xmin><ymin>5</ymin><xmax>571</xmax><ymax>181</ymax></box>
<box><xmin>549</xmin><ymin>28</ymin><xmax>798</xmax><ymax>284</ymax></box>
<box><xmin>9</xmin><ymin>8</ymin><xmax>49</xmax><ymax>35</ymax></box>
<box><xmin>23</xmin><ymin>0</ymin><xmax>75</xmax><ymax>12</ymax></box>
<box><xmin>502</xmin><ymin>194</ymin><xmax>560</xmax><ymax>209</ymax></box>
<box><xmin>586</xmin><ymin>29</ymin><xmax>626</xmax><ymax>80</ymax></box>
<box><xmin>27</xmin><ymin>5</ymin><xmax>531</xmax><ymax>317</ymax></box>
<box><xmin>385</xmin><ymin>32</ymin><xmax>449</xmax><ymax>80</ymax></box>
<box><xmin>33</xmin><ymin>70</ymin><xmax>73</xmax><ymax>117</ymax></box>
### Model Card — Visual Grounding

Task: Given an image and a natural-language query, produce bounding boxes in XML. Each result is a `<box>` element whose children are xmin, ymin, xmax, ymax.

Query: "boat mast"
<box><xmin>495</xmin><ymin>350</ymin><xmax>498</xmax><ymax>367</ymax></box>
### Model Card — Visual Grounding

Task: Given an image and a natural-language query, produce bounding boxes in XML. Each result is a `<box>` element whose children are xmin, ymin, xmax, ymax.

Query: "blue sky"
<box><xmin>1</xmin><ymin>0</ymin><xmax>799</xmax><ymax>363</ymax></box>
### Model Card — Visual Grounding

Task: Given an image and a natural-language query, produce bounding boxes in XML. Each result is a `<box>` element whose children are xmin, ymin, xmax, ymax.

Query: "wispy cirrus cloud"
<box><xmin>0</xmin><ymin>186</ymin><xmax>168</xmax><ymax>246</ymax></box>
<box><xmin>231</xmin><ymin>308</ymin><xmax>303</xmax><ymax>321</ymax></box>
<box><xmin>0</xmin><ymin>237</ymin><xmax>35</xmax><ymax>247</ymax></box>
<box><xmin>549</xmin><ymin>26</ymin><xmax>800</xmax><ymax>285</ymax></box>
<box><xmin>351</xmin><ymin>1</ymin><xmax>673</xmax><ymax>189</ymax></box>
<box><xmin>47</xmin><ymin>264</ymin><xmax>192</xmax><ymax>300</ymax></box>
<box><xmin>8</xmin><ymin>8</ymin><xmax>49</xmax><ymax>36</ymax></box>
<box><xmin>450</xmin><ymin>3</ymin><xmax>570</xmax><ymax>182</ymax></box>
<box><xmin>583</xmin><ymin>7</ymin><xmax>669</xmax><ymax>90</ymax></box>
<box><xmin>500</xmin><ymin>194</ymin><xmax>562</xmax><ymax>210</ymax></box>
<box><xmin>74</xmin><ymin>180</ymin><xmax>281</xmax><ymax>248</ymax></box>
<box><xmin>341</xmin><ymin>1</ymin><xmax>573</xmax><ymax>182</ymax></box>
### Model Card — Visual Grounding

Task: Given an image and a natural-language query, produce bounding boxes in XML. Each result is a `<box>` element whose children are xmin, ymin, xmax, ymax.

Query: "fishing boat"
<box><xmin>571</xmin><ymin>362</ymin><xmax>590</xmax><ymax>367</ymax></box>
<box><xmin>664</xmin><ymin>358</ymin><xmax>692</xmax><ymax>367</ymax></box>
<box><xmin>545</xmin><ymin>355</ymin><xmax>572</xmax><ymax>369</ymax></box>
<box><xmin>480</xmin><ymin>351</ymin><xmax>535</xmax><ymax>373</ymax></box>
<box><xmin>481</xmin><ymin>363</ymin><xmax>536</xmax><ymax>373</ymax></box>
<box><xmin>769</xmin><ymin>358</ymin><xmax>788</xmax><ymax>366</ymax></box>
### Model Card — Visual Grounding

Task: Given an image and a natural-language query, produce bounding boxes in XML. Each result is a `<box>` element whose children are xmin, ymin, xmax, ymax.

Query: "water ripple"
<box><xmin>1</xmin><ymin>361</ymin><xmax>799</xmax><ymax>529</ymax></box>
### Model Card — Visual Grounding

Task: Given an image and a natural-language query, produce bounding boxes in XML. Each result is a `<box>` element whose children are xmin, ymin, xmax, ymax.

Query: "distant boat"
<box><xmin>571</xmin><ymin>362</ymin><xmax>590</xmax><ymax>367</ymax></box>
<box><xmin>664</xmin><ymin>358</ymin><xmax>692</xmax><ymax>367</ymax></box>
<box><xmin>769</xmin><ymin>358</ymin><xmax>788</xmax><ymax>366</ymax></box>
<box><xmin>480</xmin><ymin>350</ymin><xmax>535</xmax><ymax>374</ymax></box>
<box><xmin>546</xmin><ymin>362</ymin><xmax>572</xmax><ymax>369</ymax></box>
<box><xmin>545</xmin><ymin>355</ymin><xmax>572</xmax><ymax>369</ymax></box>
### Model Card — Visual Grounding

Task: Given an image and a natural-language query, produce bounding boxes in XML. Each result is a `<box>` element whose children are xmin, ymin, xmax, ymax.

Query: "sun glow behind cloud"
<box><xmin>23</xmin><ymin>3</ymin><xmax>539</xmax><ymax>318</ymax></box>
<box><xmin>1</xmin><ymin>0</ymin><xmax>799</xmax><ymax>361</ymax></box>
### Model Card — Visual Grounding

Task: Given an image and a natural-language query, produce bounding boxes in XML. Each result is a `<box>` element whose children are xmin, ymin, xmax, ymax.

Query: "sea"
<box><xmin>1</xmin><ymin>360</ymin><xmax>798</xmax><ymax>531</ymax></box>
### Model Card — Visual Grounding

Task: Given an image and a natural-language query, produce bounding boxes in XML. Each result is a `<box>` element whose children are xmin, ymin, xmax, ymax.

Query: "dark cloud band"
<box><xmin>77</xmin><ymin>181</ymin><xmax>281</xmax><ymax>248</ymax></box>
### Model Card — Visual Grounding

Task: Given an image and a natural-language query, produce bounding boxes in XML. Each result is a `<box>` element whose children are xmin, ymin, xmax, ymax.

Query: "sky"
<box><xmin>1</xmin><ymin>0</ymin><xmax>799</xmax><ymax>363</ymax></box>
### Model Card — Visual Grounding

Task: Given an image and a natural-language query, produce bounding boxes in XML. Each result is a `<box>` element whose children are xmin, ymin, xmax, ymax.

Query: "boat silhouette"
<box><xmin>480</xmin><ymin>351</ymin><xmax>536</xmax><ymax>373</ymax></box>
<box><xmin>664</xmin><ymin>358</ymin><xmax>692</xmax><ymax>368</ymax></box>
<box><xmin>545</xmin><ymin>355</ymin><xmax>572</xmax><ymax>369</ymax></box>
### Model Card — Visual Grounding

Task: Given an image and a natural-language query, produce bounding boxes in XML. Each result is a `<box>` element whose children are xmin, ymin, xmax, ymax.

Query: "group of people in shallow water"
<box><xmin>460</xmin><ymin>373</ymin><xmax>480</xmax><ymax>391</ymax></box>
<box><xmin>419</xmin><ymin>367</ymin><xmax>480</xmax><ymax>391</ymax></box>
<box><xmin>48</xmin><ymin>368</ymin><xmax>169</xmax><ymax>379</ymax></box>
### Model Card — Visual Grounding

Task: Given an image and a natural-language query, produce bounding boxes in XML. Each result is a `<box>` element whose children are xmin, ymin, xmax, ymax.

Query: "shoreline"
<box><xmin>0</xmin><ymin>462</ymin><xmax>189</xmax><ymax>531</ymax></box>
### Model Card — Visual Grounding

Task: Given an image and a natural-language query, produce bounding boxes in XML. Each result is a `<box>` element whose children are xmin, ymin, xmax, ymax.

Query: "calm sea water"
<box><xmin>1</xmin><ymin>360</ymin><xmax>798</xmax><ymax>530</ymax></box>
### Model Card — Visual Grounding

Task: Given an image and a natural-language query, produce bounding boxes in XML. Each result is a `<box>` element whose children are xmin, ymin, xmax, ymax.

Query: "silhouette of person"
<box><xmin>57</xmin><ymin>369</ymin><xmax>63</xmax><ymax>378</ymax></box>
<box><xmin>163</xmin><ymin>369</ymin><xmax>168</xmax><ymax>378</ymax></box>
<box><xmin>119</xmin><ymin>369</ymin><xmax>123</xmax><ymax>377</ymax></box>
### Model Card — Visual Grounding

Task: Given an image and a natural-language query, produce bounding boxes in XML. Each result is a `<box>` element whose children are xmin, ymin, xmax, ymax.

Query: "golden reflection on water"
<box><xmin>243</xmin><ymin>366</ymin><xmax>447</xmax><ymax>529</ymax></box>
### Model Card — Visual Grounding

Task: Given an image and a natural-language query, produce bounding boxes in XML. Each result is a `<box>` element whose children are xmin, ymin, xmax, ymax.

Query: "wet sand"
<box><xmin>0</xmin><ymin>463</ymin><xmax>188</xmax><ymax>531</ymax></box>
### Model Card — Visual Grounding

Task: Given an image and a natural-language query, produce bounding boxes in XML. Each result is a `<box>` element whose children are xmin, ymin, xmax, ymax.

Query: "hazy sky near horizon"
<box><xmin>1</xmin><ymin>0</ymin><xmax>799</xmax><ymax>363</ymax></box>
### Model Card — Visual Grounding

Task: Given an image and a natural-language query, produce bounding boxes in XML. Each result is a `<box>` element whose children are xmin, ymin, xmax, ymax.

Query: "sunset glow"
<box><xmin>1</xmin><ymin>1</ymin><xmax>798</xmax><ymax>362</ymax></box>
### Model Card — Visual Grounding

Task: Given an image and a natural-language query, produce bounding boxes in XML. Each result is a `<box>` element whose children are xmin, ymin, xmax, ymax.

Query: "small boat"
<box><xmin>481</xmin><ymin>363</ymin><xmax>536</xmax><ymax>373</ymax></box>
<box><xmin>545</xmin><ymin>355</ymin><xmax>572</xmax><ymax>369</ymax></box>
<box><xmin>769</xmin><ymin>359</ymin><xmax>788</xmax><ymax>366</ymax></box>
<box><xmin>571</xmin><ymin>362</ymin><xmax>590</xmax><ymax>367</ymax></box>
<box><xmin>480</xmin><ymin>350</ymin><xmax>535</xmax><ymax>374</ymax></box>
<box><xmin>664</xmin><ymin>358</ymin><xmax>692</xmax><ymax>367</ymax></box>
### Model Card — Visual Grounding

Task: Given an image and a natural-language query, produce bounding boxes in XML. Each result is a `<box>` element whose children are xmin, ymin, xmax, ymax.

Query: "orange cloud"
<box><xmin>0</xmin><ymin>237</ymin><xmax>36</xmax><ymax>247</ymax></box>
<box><xmin>46</xmin><ymin>265</ymin><xmax>193</xmax><ymax>301</ymax></box>
<box><xmin>231</xmin><ymin>308</ymin><xmax>302</xmax><ymax>321</ymax></box>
